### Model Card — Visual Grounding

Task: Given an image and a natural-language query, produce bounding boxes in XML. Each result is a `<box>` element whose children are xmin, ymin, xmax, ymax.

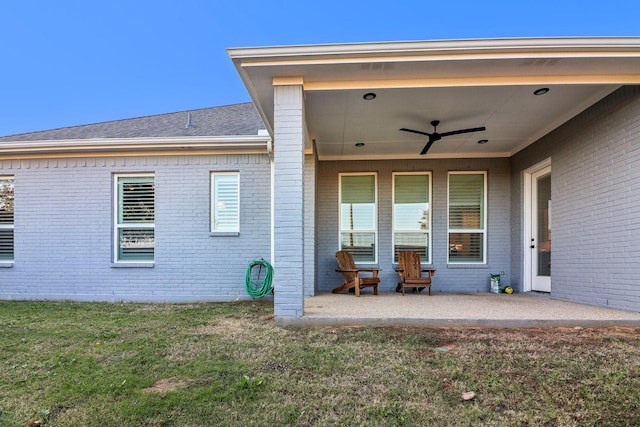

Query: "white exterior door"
<box><xmin>531</xmin><ymin>167</ymin><xmax>551</xmax><ymax>292</ymax></box>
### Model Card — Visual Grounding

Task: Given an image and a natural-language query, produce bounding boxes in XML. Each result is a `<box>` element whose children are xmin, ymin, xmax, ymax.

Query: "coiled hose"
<box><xmin>244</xmin><ymin>259</ymin><xmax>274</xmax><ymax>299</ymax></box>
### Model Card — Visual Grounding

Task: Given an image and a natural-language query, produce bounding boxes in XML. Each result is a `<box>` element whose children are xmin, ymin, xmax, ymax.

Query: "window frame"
<box><xmin>210</xmin><ymin>171</ymin><xmax>240</xmax><ymax>235</ymax></box>
<box><xmin>447</xmin><ymin>171</ymin><xmax>487</xmax><ymax>264</ymax></box>
<box><xmin>338</xmin><ymin>172</ymin><xmax>378</xmax><ymax>264</ymax></box>
<box><xmin>0</xmin><ymin>176</ymin><xmax>15</xmax><ymax>262</ymax></box>
<box><xmin>392</xmin><ymin>171</ymin><xmax>432</xmax><ymax>264</ymax></box>
<box><xmin>113</xmin><ymin>173</ymin><xmax>155</xmax><ymax>264</ymax></box>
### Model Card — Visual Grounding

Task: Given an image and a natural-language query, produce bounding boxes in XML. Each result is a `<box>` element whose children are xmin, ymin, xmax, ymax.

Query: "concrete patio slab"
<box><xmin>278</xmin><ymin>292</ymin><xmax>640</xmax><ymax>328</ymax></box>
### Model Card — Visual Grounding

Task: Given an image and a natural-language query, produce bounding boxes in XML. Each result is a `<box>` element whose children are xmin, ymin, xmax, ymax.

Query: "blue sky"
<box><xmin>1</xmin><ymin>0</ymin><xmax>639</xmax><ymax>136</ymax></box>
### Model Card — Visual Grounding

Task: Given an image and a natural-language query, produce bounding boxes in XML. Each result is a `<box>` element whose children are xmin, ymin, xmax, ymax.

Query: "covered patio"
<box><xmin>229</xmin><ymin>37</ymin><xmax>640</xmax><ymax>319</ymax></box>
<box><xmin>277</xmin><ymin>292</ymin><xmax>640</xmax><ymax>328</ymax></box>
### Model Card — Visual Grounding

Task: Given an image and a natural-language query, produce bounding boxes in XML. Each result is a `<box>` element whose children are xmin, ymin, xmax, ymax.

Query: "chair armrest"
<box><xmin>421</xmin><ymin>269</ymin><xmax>436</xmax><ymax>276</ymax></box>
<box><xmin>358</xmin><ymin>268</ymin><xmax>379</xmax><ymax>277</ymax></box>
<box><xmin>336</xmin><ymin>269</ymin><xmax>359</xmax><ymax>273</ymax></box>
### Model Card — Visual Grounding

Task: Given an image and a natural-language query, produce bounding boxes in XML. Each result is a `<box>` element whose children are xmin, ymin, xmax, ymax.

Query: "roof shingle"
<box><xmin>0</xmin><ymin>103</ymin><xmax>265</xmax><ymax>142</ymax></box>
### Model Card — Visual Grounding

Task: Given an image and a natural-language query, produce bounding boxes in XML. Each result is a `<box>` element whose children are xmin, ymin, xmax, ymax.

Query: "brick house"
<box><xmin>1</xmin><ymin>37</ymin><xmax>639</xmax><ymax>317</ymax></box>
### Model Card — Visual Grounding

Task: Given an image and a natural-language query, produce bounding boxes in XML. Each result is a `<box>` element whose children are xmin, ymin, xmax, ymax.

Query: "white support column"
<box><xmin>304</xmin><ymin>153</ymin><xmax>316</xmax><ymax>296</ymax></box>
<box><xmin>273</xmin><ymin>83</ymin><xmax>306</xmax><ymax>318</ymax></box>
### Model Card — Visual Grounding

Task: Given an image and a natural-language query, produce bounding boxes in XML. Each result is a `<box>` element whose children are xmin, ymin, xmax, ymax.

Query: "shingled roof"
<box><xmin>0</xmin><ymin>102</ymin><xmax>266</xmax><ymax>142</ymax></box>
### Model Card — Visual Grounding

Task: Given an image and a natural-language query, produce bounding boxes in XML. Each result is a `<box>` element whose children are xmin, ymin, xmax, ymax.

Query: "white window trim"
<box><xmin>522</xmin><ymin>158</ymin><xmax>552</xmax><ymax>292</ymax></box>
<box><xmin>447</xmin><ymin>171</ymin><xmax>487</xmax><ymax>265</ymax></box>
<box><xmin>0</xmin><ymin>176</ymin><xmax>14</xmax><ymax>264</ymax></box>
<box><xmin>338</xmin><ymin>172</ymin><xmax>378</xmax><ymax>264</ymax></box>
<box><xmin>210</xmin><ymin>171</ymin><xmax>240</xmax><ymax>235</ymax></box>
<box><xmin>113</xmin><ymin>173</ymin><xmax>155</xmax><ymax>264</ymax></box>
<box><xmin>392</xmin><ymin>171</ymin><xmax>432</xmax><ymax>264</ymax></box>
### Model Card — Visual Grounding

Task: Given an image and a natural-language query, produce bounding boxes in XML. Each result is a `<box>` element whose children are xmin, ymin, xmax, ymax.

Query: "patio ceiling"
<box><xmin>229</xmin><ymin>37</ymin><xmax>640</xmax><ymax>160</ymax></box>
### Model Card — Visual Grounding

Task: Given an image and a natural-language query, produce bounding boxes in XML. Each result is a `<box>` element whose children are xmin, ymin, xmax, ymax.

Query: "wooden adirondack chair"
<box><xmin>332</xmin><ymin>250</ymin><xmax>380</xmax><ymax>297</ymax></box>
<box><xmin>396</xmin><ymin>251</ymin><xmax>435</xmax><ymax>295</ymax></box>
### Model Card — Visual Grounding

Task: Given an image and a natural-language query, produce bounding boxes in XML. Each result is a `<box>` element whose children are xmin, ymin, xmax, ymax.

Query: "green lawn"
<box><xmin>1</xmin><ymin>300</ymin><xmax>639</xmax><ymax>426</ymax></box>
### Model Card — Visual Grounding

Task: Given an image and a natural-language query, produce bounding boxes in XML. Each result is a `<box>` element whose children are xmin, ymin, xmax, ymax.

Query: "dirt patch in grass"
<box><xmin>144</xmin><ymin>378</ymin><xmax>190</xmax><ymax>393</ymax></box>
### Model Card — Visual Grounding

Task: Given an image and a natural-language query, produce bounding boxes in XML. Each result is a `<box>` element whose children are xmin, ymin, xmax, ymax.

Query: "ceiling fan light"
<box><xmin>363</xmin><ymin>92</ymin><xmax>376</xmax><ymax>100</ymax></box>
<box><xmin>477</xmin><ymin>139</ymin><xmax>489</xmax><ymax>144</ymax></box>
<box><xmin>534</xmin><ymin>87</ymin><xmax>550</xmax><ymax>96</ymax></box>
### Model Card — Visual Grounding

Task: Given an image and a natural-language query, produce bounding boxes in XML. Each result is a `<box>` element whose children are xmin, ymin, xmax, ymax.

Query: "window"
<box><xmin>0</xmin><ymin>177</ymin><xmax>14</xmax><ymax>261</ymax></box>
<box><xmin>339</xmin><ymin>173</ymin><xmax>377</xmax><ymax>263</ymax></box>
<box><xmin>211</xmin><ymin>172</ymin><xmax>239</xmax><ymax>233</ymax></box>
<box><xmin>448</xmin><ymin>172</ymin><xmax>486</xmax><ymax>263</ymax></box>
<box><xmin>393</xmin><ymin>172</ymin><xmax>431</xmax><ymax>263</ymax></box>
<box><xmin>114</xmin><ymin>174</ymin><xmax>154</xmax><ymax>262</ymax></box>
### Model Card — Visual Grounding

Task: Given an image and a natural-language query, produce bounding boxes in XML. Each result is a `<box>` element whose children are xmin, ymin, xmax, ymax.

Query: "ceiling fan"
<box><xmin>400</xmin><ymin>120</ymin><xmax>486</xmax><ymax>155</ymax></box>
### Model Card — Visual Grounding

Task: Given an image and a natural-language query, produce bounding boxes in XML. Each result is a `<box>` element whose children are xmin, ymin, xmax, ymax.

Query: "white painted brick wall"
<box><xmin>512</xmin><ymin>86</ymin><xmax>640</xmax><ymax>312</ymax></box>
<box><xmin>0</xmin><ymin>154</ymin><xmax>271</xmax><ymax>302</ymax></box>
<box><xmin>317</xmin><ymin>158</ymin><xmax>511</xmax><ymax>294</ymax></box>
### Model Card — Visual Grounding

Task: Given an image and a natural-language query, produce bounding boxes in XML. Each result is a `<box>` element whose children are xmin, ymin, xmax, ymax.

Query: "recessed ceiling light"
<box><xmin>355</xmin><ymin>142</ymin><xmax>365</xmax><ymax>147</ymax></box>
<box><xmin>477</xmin><ymin>139</ymin><xmax>489</xmax><ymax>144</ymax></box>
<box><xmin>363</xmin><ymin>92</ymin><xmax>376</xmax><ymax>100</ymax></box>
<box><xmin>534</xmin><ymin>87</ymin><xmax>550</xmax><ymax>96</ymax></box>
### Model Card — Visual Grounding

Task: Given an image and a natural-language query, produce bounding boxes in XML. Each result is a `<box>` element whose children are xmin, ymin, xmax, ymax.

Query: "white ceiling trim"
<box><xmin>321</xmin><ymin>151</ymin><xmax>512</xmax><ymax>161</ymax></box>
<box><xmin>303</xmin><ymin>76</ymin><xmax>638</xmax><ymax>91</ymax></box>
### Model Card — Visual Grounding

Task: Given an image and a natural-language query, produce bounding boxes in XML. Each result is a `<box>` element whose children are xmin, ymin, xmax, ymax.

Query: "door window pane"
<box><xmin>536</xmin><ymin>174</ymin><xmax>551</xmax><ymax>276</ymax></box>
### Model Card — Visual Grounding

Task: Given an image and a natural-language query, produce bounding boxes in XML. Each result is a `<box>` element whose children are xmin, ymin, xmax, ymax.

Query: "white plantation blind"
<box><xmin>448</xmin><ymin>172</ymin><xmax>486</xmax><ymax>263</ymax></box>
<box><xmin>212</xmin><ymin>173</ymin><xmax>239</xmax><ymax>232</ymax></box>
<box><xmin>0</xmin><ymin>179</ymin><xmax>14</xmax><ymax>224</ymax></box>
<box><xmin>116</xmin><ymin>175</ymin><xmax>154</xmax><ymax>261</ymax></box>
<box><xmin>118</xmin><ymin>229</ymin><xmax>154</xmax><ymax>261</ymax></box>
<box><xmin>118</xmin><ymin>177</ymin><xmax>155</xmax><ymax>223</ymax></box>
<box><xmin>449</xmin><ymin>173</ymin><xmax>484</xmax><ymax>229</ymax></box>
<box><xmin>0</xmin><ymin>178</ymin><xmax>14</xmax><ymax>260</ymax></box>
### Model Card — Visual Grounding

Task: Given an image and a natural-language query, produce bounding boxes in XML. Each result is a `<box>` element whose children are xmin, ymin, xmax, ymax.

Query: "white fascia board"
<box><xmin>0</xmin><ymin>135</ymin><xmax>272</xmax><ymax>155</ymax></box>
<box><xmin>228</xmin><ymin>37</ymin><xmax>640</xmax><ymax>63</ymax></box>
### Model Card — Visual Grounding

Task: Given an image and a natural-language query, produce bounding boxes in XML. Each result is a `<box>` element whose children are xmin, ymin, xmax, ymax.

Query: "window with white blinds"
<box><xmin>448</xmin><ymin>172</ymin><xmax>486</xmax><ymax>263</ymax></box>
<box><xmin>211</xmin><ymin>172</ymin><xmax>239</xmax><ymax>233</ymax></box>
<box><xmin>339</xmin><ymin>173</ymin><xmax>377</xmax><ymax>263</ymax></box>
<box><xmin>115</xmin><ymin>175</ymin><xmax>154</xmax><ymax>262</ymax></box>
<box><xmin>393</xmin><ymin>172</ymin><xmax>431</xmax><ymax>263</ymax></box>
<box><xmin>0</xmin><ymin>177</ymin><xmax>14</xmax><ymax>261</ymax></box>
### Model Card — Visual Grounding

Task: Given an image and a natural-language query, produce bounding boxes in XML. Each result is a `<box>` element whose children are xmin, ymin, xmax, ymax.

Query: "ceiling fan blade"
<box><xmin>420</xmin><ymin>138</ymin><xmax>436</xmax><ymax>155</ymax></box>
<box><xmin>399</xmin><ymin>128</ymin><xmax>432</xmax><ymax>137</ymax></box>
<box><xmin>439</xmin><ymin>126</ymin><xmax>486</xmax><ymax>138</ymax></box>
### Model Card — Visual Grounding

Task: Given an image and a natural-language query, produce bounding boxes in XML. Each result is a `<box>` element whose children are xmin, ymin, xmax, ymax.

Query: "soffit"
<box><xmin>229</xmin><ymin>37</ymin><xmax>640</xmax><ymax>159</ymax></box>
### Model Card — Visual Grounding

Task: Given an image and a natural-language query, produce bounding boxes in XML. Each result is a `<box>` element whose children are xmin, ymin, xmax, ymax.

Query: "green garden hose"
<box><xmin>244</xmin><ymin>259</ymin><xmax>274</xmax><ymax>299</ymax></box>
